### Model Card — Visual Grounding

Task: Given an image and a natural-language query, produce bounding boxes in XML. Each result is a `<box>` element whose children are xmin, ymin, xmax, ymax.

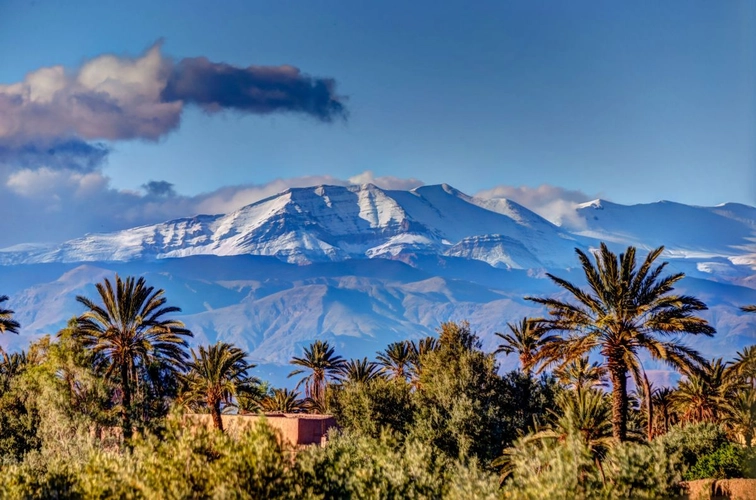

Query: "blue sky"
<box><xmin>0</xmin><ymin>0</ymin><xmax>753</xmax><ymax>245</ymax></box>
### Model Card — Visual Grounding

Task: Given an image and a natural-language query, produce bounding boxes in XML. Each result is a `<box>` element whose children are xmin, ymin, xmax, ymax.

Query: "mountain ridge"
<box><xmin>0</xmin><ymin>182</ymin><xmax>754</xmax><ymax>387</ymax></box>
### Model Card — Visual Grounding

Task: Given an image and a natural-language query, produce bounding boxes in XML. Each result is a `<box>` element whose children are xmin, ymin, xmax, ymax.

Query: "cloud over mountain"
<box><xmin>475</xmin><ymin>184</ymin><xmax>599</xmax><ymax>229</ymax></box>
<box><xmin>0</xmin><ymin>170</ymin><xmax>424</xmax><ymax>248</ymax></box>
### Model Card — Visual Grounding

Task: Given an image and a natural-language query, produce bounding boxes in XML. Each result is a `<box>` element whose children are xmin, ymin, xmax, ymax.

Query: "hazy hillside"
<box><xmin>1</xmin><ymin>184</ymin><xmax>754</xmax><ymax>385</ymax></box>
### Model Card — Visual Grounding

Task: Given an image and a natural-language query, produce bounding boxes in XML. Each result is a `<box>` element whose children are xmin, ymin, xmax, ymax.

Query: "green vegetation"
<box><xmin>0</xmin><ymin>246</ymin><xmax>753</xmax><ymax>498</ymax></box>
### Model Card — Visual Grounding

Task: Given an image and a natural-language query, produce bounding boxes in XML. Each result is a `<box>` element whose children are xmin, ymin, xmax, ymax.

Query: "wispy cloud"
<box><xmin>474</xmin><ymin>184</ymin><xmax>600</xmax><ymax>229</ymax></box>
<box><xmin>0</xmin><ymin>170</ymin><xmax>424</xmax><ymax>247</ymax></box>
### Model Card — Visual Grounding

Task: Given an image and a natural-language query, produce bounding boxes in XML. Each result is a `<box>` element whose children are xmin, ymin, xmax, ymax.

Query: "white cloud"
<box><xmin>347</xmin><ymin>170</ymin><xmax>423</xmax><ymax>190</ymax></box>
<box><xmin>0</xmin><ymin>169</ymin><xmax>425</xmax><ymax>247</ymax></box>
<box><xmin>474</xmin><ymin>184</ymin><xmax>600</xmax><ymax>229</ymax></box>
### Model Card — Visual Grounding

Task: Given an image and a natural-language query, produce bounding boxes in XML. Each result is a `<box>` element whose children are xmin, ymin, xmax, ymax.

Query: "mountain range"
<box><xmin>1</xmin><ymin>183</ymin><xmax>754</xmax><ymax>386</ymax></box>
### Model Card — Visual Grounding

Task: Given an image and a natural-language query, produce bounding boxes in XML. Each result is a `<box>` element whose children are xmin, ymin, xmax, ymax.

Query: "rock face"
<box><xmin>0</xmin><ymin>183</ymin><xmax>755</xmax><ymax>386</ymax></box>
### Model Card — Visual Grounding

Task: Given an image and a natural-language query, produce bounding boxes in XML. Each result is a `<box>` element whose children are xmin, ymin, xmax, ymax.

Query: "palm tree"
<box><xmin>527</xmin><ymin>244</ymin><xmax>715</xmax><ymax>441</ymax></box>
<box><xmin>630</xmin><ymin>372</ymin><xmax>657</xmax><ymax>442</ymax></box>
<box><xmin>0</xmin><ymin>349</ymin><xmax>30</xmax><ymax>392</ymax></box>
<box><xmin>0</xmin><ymin>295</ymin><xmax>20</xmax><ymax>334</ymax></box>
<box><xmin>260</xmin><ymin>388</ymin><xmax>305</xmax><ymax>413</ymax></box>
<box><xmin>288</xmin><ymin>340</ymin><xmax>345</xmax><ymax>409</ymax></box>
<box><xmin>408</xmin><ymin>336</ymin><xmax>438</xmax><ymax>384</ymax></box>
<box><xmin>182</xmin><ymin>342</ymin><xmax>258</xmax><ymax>432</ymax></box>
<box><xmin>496</xmin><ymin>388</ymin><xmax>614</xmax><ymax>483</ymax></box>
<box><xmin>673</xmin><ymin>359</ymin><xmax>731</xmax><ymax>424</ymax></box>
<box><xmin>723</xmin><ymin>386</ymin><xmax>756</xmax><ymax>447</ymax></box>
<box><xmin>495</xmin><ymin>317</ymin><xmax>557</xmax><ymax>374</ymax></box>
<box><xmin>727</xmin><ymin>345</ymin><xmax>756</xmax><ymax>385</ymax></box>
<box><xmin>554</xmin><ymin>357</ymin><xmax>608</xmax><ymax>391</ymax></box>
<box><xmin>338</xmin><ymin>357</ymin><xmax>381</xmax><ymax>385</ymax></box>
<box><xmin>74</xmin><ymin>275</ymin><xmax>192</xmax><ymax>439</ymax></box>
<box><xmin>652</xmin><ymin>387</ymin><xmax>676</xmax><ymax>436</ymax></box>
<box><xmin>376</xmin><ymin>341</ymin><xmax>413</xmax><ymax>381</ymax></box>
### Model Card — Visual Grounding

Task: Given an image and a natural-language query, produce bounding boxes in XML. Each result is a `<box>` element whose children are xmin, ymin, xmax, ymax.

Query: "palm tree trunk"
<box><xmin>209</xmin><ymin>396</ymin><xmax>224</xmax><ymax>432</ymax></box>
<box><xmin>120</xmin><ymin>362</ymin><xmax>133</xmax><ymax>441</ymax></box>
<box><xmin>643</xmin><ymin>373</ymin><xmax>653</xmax><ymax>441</ymax></box>
<box><xmin>608</xmin><ymin>362</ymin><xmax>628</xmax><ymax>442</ymax></box>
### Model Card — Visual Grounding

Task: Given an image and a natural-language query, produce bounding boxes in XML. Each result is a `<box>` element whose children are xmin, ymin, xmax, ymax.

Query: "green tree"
<box><xmin>288</xmin><ymin>340</ymin><xmax>345</xmax><ymax>410</ymax></box>
<box><xmin>329</xmin><ymin>376</ymin><xmax>415</xmax><ymax>438</ymax></box>
<box><xmin>495</xmin><ymin>317</ymin><xmax>556</xmax><ymax>374</ymax></box>
<box><xmin>74</xmin><ymin>274</ymin><xmax>192</xmax><ymax>440</ymax></box>
<box><xmin>182</xmin><ymin>342</ymin><xmax>258</xmax><ymax>431</ymax></box>
<box><xmin>411</xmin><ymin>321</ymin><xmax>509</xmax><ymax>463</ymax></box>
<box><xmin>0</xmin><ymin>295</ymin><xmax>20</xmax><ymax>334</ymax></box>
<box><xmin>527</xmin><ymin>244</ymin><xmax>715</xmax><ymax>441</ymax></box>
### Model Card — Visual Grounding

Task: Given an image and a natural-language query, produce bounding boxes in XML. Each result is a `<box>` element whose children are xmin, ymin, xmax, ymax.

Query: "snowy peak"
<box><xmin>3</xmin><ymin>182</ymin><xmax>754</xmax><ymax>273</ymax></box>
<box><xmin>574</xmin><ymin>199</ymin><xmax>756</xmax><ymax>264</ymax></box>
<box><xmin>0</xmin><ymin>183</ymin><xmax>579</xmax><ymax>269</ymax></box>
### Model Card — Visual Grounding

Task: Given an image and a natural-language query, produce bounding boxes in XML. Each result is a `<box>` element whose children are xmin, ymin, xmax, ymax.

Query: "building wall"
<box><xmin>185</xmin><ymin>414</ymin><xmax>337</xmax><ymax>447</ymax></box>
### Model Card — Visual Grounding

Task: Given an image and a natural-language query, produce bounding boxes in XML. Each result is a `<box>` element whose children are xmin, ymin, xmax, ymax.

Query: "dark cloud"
<box><xmin>0</xmin><ymin>140</ymin><xmax>109</xmax><ymax>172</ymax></box>
<box><xmin>162</xmin><ymin>58</ymin><xmax>346</xmax><ymax>122</ymax></box>
<box><xmin>142</xmin><ymin>180</ymin><xmax>176</xmax><ymax>197</ymax></box>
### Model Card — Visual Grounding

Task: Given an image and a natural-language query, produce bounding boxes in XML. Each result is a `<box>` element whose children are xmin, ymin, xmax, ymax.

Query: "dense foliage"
<box><xmin>0</xmin><ymin>251</ymin><xmax>752</xmax><ymax>498</ymax></box>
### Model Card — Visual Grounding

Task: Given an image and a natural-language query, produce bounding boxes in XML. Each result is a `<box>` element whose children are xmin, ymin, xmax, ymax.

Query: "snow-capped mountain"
<box><xmin>0</xmin><ymin>183</ymin><xmax>755</xmax><ymax>386</ymax></box>
<box><xmin>0</xmin><ymin>183</ymin><xmax>583</xmax><ymax>269</ymax></box>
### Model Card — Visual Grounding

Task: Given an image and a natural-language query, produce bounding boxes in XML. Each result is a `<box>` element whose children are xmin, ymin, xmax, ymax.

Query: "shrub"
<box><xmin>658</xmin><ymin>422</ymin><xmax>729</xmax><ymax>471</ymax></box>
<box><xmin>329</xmin><ymin>377</ymin><xmax>415</xmax><ymax>438</ymax></box>
<box><xmin>685</xmin><ymin>443</ymin><xmax>747</xmax><ymax>480</ymax></box>
<box><xmin>499</xmin><ymin>434</ymin><xmax>686</xmax><ymax>499</ymax></box>
<box><xmin>499</xmin><ymin>435</ymin><xmax>603</xmax><ymax>500</ymax></box>
<box><xmin>603</xmin><ymin>441</ymin><xmax>683</xmax><ymax>498</ymax></box>
<box><xmin>295</xmin><ymin>430</ymin><xmax>499</xmax><ymax>499</ymax></box>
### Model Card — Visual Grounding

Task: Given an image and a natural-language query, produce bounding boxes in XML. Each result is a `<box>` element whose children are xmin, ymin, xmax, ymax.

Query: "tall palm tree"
<box><xmin>288</xmin><ymin>340</ymin><xmax>345</xmax><ymax>409</ymax></box>
<box><xmin>376</xmin><ymin>341</ymin><xmax>413</xmax><ymax>381</ymax></box>
<box><xmin>75</xmin><ymin>275</ymin><xmax>192</xmax><ymax>439</ymax></box>
<box><xmin>527</xmin><ymin>244</ymin><xmax>715</xmax><ymax>441</ymax></box>
<box><xmin>0</xmin><ymin>295</ymin><xmax>20</xmax><ymax>334</ymax></box>
<box><xmin>182</xmin><ymin>342</ymin><xmax>258</xmax><ymax>432</ymax></box>
<box><xmin>495</xmin><ymin>317</ymin><xmax>557</xmax><ymax>374</ymax></box>
<box><xmin>337</xmin><ymin>357</ymin><xmax>381</xmax><ymax>385</ymax></box>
